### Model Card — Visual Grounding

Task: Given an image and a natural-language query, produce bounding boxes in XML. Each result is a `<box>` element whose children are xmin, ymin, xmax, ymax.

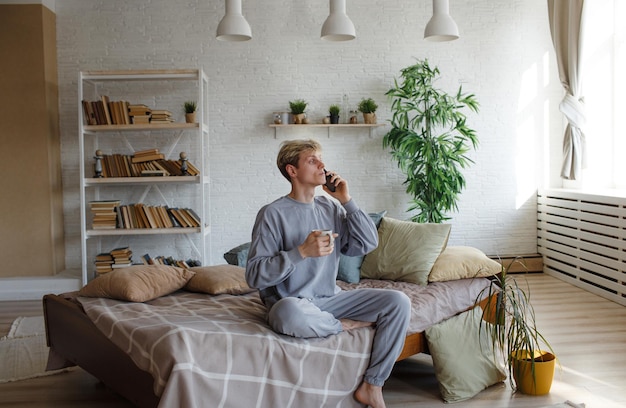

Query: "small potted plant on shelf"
<box><xmin>478</xmin><ymin>259</ymin><xmax>557</xmax><ymax>395</ymax></box>
<box><xmin>289</xmin><ymin>99</ymin><xmax>308</xmax><ymax>124</ymax></box>
<box><xmin>184</xmin><ymin>101</ymin><xmax>197</xmax><ymax>123</ymax></box>
<box><xmin>329</xmin><ymin>104</ymin><xmax>341</xmax><ymax>124</ymax></box>
<box><xmin>358</xmin><ymin>97</ymin><xmax>378</xmax><ymax>124</ymax></box>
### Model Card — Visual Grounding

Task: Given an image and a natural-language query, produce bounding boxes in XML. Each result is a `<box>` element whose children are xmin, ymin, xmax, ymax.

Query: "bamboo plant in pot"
<box><xmin>383</xmin><ymin>59</ymin><xmax>479</xmax><ymax>223</ymax></box>
<box><xmin>478</xmin><ymin>260</ymin><xmax>557</xmax><ymax>395</ymax></box>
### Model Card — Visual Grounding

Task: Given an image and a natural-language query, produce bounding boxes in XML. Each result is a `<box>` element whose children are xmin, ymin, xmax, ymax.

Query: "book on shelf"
<box><xmin>83</xmin><ymin>97</ymin><xmax>152</xmax><ymax>126</ymax></box>
<box><xmin>186</xmin><ymin>208</ymin><xmax>201</xmax><ymax>227</ymax></box>
<box><xmin>141</xmin><ymin>169</ymin><xmax>167</xmax><ymax>177</ymax></box>
<box><xmin>111</xmin><ymin>247</ymin><xmax>133</xmax><ymax>266</ymax></box>
<box><xmin>89</xmin><ymin>199</ymin><xmax>121</xmax><ymax>208</ymax></box>
<box><xmin>151</xmin><ymin>109</ymin><xmax>174</xmax><ymax>123</ymax></box>
<box><xmin>141</xmin><ymin>254</ymin><xmax>155</xmax><ymax>265</ymax></box>
<box><xmin>134</xmin><ymin>148</ymin><xmax>160</xmax><ymax>157</ymax></box>
<box><xmin>89</xmin><ymin>200</ymin><xmax>120</xmax><ymax>229</ymax></box>
<box><xmin>129</xmin><ymin>104</ymin><xmax>152</xmax><ymax>124</ymax></box>
<box><xmin>132</xmin><ymin>115</ymin><xmax>151</xmax><ymax>124</ymax></box>
<box><xmin>123</xmin><ymin>101</ymin><xmax>131</xmax><ymax>124</ymax></box>
<box><xmin>128</xmin><ymin>104</ymin><xmax>152</xmax><ymax>116</ymax></box>
<box><xmin>101</xmin><ymin>95</ymin><xmax>113</xmax><ymax>125</ymax></box>
<box><xmin>95</xmin><ymin>252</ymin><xmax>114</xmax><ymax>274</ymax></box>
<box><xmin>140</xmin><ymin>254</ymin><xmax>200</xmax><ymax>268</ymax></box>
<box><xmin>115</xmin><ymin>204</ymin><xmax>199</xmax><ymax>229</ymax></box>
<box><xmin>92</xmin><ymin>152</ymin><xmax>199</xmax><ymax>178</ymax></box>
<box><xmin>95</xmin><ymin>247</ymin><xmax>133</xmax><ymax>275</ymax></box>
<box><xmin>82</xmin><ymin>100</ymin><xmax>97</xmax><ymax>125</ymax></box>
<box><xmin>132</xmin><ymin>152</ymin><xmax>165</xmax><ymax>163</ymax></box>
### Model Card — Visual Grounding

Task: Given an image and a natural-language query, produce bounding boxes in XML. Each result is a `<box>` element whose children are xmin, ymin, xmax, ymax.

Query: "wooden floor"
<box><xmin>0</xmin><ymin>273</ymin><xmax>624</xmax><ymax>407</ymax></box>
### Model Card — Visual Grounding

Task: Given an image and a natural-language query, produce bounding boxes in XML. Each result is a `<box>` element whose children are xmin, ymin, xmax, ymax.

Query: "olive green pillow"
<box><xmin>425</xmin><ymin>307</ymin><xmax>506</xmax><ymax>402</ymax></box>
<box><xmin>360</xmin><ymin>217</ymin><xmax>451</xmax><ymax>285</ymax></box>
<box><xmin>429</xmin><ymin>246</ymin><xmax>502</xmax><ymax>282</ymax></box>
<box><xmin>78</xmin><ymin>265</ymin><xmax>195</xmax><ymax>302</ymax></box>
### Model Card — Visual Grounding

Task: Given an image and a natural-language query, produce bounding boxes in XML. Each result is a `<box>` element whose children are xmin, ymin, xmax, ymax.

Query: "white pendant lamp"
<box><xmin>424</xmin><ymin>0</ymin><xmax>459</xmax><ymax>42</ymax></box>
<box><xmin>216</xmin><ymin>0</ymin><xmax>252</xmax><ymax>42</ymax></box>
<box><xmin>321</xmin><ymin>0</ymin><xmax>356</xmax><ymax>41</ymax></box>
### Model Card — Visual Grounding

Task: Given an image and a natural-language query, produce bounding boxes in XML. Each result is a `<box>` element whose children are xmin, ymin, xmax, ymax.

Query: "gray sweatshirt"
<box><xmin>245</xmin><ymin>195</ymin><xmax>378</xmax><ymax>306</ymax></box>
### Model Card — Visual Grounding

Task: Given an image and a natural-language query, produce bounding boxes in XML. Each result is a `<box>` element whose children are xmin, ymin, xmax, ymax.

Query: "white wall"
<box><xmin>55</xmin><ymin>0</ymin><xmax>563</xmax><ymax>269</ymax></box>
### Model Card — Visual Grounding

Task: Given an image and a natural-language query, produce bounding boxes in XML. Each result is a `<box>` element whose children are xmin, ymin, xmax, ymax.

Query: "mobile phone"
<box><xmin>324</xmin><ymin>169</ymin><xmax>336</xmax><ymax>192</ymax></box>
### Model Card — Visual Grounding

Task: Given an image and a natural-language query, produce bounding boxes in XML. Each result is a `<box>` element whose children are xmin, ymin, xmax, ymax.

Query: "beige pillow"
<box><xmin>78</xmin><ymin>265</ymin><xmax>195</xmax><ymax>302</ymax></box>
<box><xmin>360</xmin><ymin>217</ymin><xmax>451</xmax><ymax>285</ymax></box>
<box><xmin>186</xmin><ymin>264</ymin><xmax>255</xmax><ymax>295</ymax></box>
<box><xmin>429</xmin><ymin>246</ymin><xmax>502</xmax><ymax>282</ymax></box>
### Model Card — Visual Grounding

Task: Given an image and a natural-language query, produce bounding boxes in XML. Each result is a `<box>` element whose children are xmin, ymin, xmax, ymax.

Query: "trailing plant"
<box><xmin>184</xmin><ymin>101</ymin><xmax>197</xmax><ymax>113</ymax></box>
<box><xmin>289</xmin><ymin>99</ymin><xmax>308</xmax><ymax>115</ymax></box>
<box><xmin>358</xmin><ymin>97</ymin><xmax>378</xmax><ymax>113</ymax></box>
<box><xmin>477</xmin><ymin>258</ymin><xmax>557</xmax><ymax>391</ymax></box>
<box><xmin>383</xmin><ymin>59</ymin><xmax>479</xmax><ymax>223</ymax></box>
<box><xmin>329</xmin><ymin>104</ymin><xmax>341</xmax><ymax>116</ymax></box>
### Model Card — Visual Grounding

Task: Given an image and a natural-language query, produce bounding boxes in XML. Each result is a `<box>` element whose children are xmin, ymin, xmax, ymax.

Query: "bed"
<box><xmin>43</xmin><ymin>276</ymin><xmax>497</xmax><ymax>408</ymax></box>
<box><xmin>44</xmin><ymin>218</ymin><xmax>505</xmax><ymax>407</ymax></box>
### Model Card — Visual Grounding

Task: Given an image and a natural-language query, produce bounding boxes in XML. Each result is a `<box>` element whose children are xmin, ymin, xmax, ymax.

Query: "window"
<box><xmin>581</xmin><ymin>0</ymin><xmax>625</xmax><ymax>189</ymax></box>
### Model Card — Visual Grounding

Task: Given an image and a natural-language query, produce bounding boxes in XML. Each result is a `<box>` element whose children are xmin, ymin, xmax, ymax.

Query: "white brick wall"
<box><xmin>55</xmin><ymin>0</ymin><xmax>563</xmax><ymax>268</ymax></box>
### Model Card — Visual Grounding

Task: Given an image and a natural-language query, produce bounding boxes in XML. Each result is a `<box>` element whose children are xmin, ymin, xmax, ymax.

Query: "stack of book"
<box><xmin>132</xmin><ymin>148</ymin><xmax>165</xmax><ymax>163</ymax></box>
<box><xmin>150</xmin><ymin>109</ymin><xmax>174</xmax><ymax>124</ymax></box>
<box><xmin>151</xmin><ymin>109</ymin><xmax>174</xmax><ymax>123</ymax></box>
<box><xmin>110</xmin><ymin>247</ymin><xmax>133</xmax><ymax>268</ymax></box>
<box><xmin>128</xmin><ymin>104</ymin><xmax>152</xmax><ymax>124</ymax></box>
<box><xmin>89</xmin><ymin>200</ymin><xmax>121</xmax><ymax>229</ymax></box>
<box><xmin>95</xmin><ymin>252</ymin><xmax>114</xmax><ymax>274</ymax></box>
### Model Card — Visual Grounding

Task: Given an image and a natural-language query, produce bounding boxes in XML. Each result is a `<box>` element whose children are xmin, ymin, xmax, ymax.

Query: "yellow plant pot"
<box><xmin>511</xmin><ymin>350</ymin><xmax>556</xmax><ymax>395</ymax></box>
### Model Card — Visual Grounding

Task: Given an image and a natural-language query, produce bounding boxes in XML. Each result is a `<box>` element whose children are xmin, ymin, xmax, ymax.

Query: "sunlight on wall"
<box><xmin>542</xmin><ymin>52</ymin><xmax>552</xmax><ymax>190</ymax></box>
<box><xmin>515</xmin><ymin>62</ymin><xmax>540</xmax><ymax>209</ymax></box>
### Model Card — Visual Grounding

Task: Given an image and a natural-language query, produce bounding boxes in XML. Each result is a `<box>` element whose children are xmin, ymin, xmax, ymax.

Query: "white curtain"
<box><xmin>548</xmin><ymin>0</ymin><xmax>586</xmax><ymax>180</ymax></box>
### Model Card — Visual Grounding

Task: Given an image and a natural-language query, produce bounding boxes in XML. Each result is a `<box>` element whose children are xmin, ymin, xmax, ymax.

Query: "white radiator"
<box><xmin>537</xmin><ymin>189</ymin><xmax>626</xmax><ymax>306</ymax></box>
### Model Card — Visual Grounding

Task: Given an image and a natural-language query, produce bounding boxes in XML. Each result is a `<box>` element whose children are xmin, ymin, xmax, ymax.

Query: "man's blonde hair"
<box><xmin>277</xmin><ymin>139</ymin><xmax>322</xmax><ymax>182</ymax></box>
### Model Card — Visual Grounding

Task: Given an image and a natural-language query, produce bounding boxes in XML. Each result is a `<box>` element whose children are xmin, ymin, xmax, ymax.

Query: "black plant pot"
<box><xmin>330</xmin><ymin>114</ymin><xmax>340</xmax><ymax>124</ymax></box>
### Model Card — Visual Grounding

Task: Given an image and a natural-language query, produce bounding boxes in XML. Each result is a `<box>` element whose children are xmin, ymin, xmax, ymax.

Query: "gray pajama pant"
<box><xmin>267</xmin><ymin>288</ymin><xmax>411</xmax><ymax>387</ymax></box>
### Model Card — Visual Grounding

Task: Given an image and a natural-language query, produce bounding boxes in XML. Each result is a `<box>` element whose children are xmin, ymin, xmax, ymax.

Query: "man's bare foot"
<box><xmin>354</xmin><ymin>381</ymin><xmax>386</xmax><ymax>408</ymax></box>
<box><xmin>340</xmin><ymin>319</ymin><xmax>374</xmax><ymax>331</ymax></box>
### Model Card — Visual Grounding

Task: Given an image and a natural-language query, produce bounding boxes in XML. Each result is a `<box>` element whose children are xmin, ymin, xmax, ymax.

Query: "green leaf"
<box><xmin>383</xmin><ymin>58</ymin><xmax>479</xmax><ymax>223</ymax></box>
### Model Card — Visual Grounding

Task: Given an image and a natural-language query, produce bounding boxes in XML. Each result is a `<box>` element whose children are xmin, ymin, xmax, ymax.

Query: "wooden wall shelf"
<box><xmin>269</xmin><ymin>123</ymin><xmax>385</xmax><ymax>138</ymax></box>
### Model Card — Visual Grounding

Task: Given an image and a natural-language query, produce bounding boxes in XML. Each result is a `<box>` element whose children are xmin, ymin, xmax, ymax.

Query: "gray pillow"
<box><xmin>224</xmin><ymin>242</ymin><xmax>250</xmax><ymax>267</ymax></box>
<box><xmin>337</xmin><ymin>211</ymin><xmax>387</xmax><ymax>283</ymax></box>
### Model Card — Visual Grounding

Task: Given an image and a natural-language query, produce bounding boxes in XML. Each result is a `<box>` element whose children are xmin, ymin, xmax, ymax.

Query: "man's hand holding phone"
<box><xmin>323</xmin><ymin>169</ymin><xmax>351</xmax><ymax>204</ymax></box>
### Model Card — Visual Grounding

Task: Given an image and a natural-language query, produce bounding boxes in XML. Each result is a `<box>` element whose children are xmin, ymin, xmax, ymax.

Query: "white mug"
<box><xmin>312</xmin><ymin>229</ymin><xmax>334</xmax><ymax>247</ymax></box>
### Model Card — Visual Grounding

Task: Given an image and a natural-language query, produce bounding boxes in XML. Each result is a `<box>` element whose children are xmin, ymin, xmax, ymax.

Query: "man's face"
<box><xmin>293</xmin><ymin>150</ymin><xmax>326</xmax><ymax>186</ymax></box>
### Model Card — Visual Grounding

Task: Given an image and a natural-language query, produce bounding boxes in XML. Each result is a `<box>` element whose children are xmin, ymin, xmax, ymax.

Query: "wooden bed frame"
<box><xmin>43</xmin><ymin>292</ymin><xmax>496</xmax><ymax>408</ymax></box>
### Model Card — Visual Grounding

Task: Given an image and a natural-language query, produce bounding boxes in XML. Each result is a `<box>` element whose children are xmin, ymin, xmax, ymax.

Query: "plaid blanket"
<box><xmin>79</xmin><ymin>291</ymin><xmax>373</xmax><ymax>408</ymax></box>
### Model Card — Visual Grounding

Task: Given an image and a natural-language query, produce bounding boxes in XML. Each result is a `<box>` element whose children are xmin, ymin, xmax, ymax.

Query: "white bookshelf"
<box><xmin>78</xmin><ymin>69</ymin><xmax>210</xmax><ymax>285</ymax></box>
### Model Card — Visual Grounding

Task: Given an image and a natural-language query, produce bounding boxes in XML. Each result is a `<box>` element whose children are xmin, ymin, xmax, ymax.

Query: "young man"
<box><xmin>245</xmin><ymin>139</ymin><xmax>411</xmax><ymax>408</ymax></box>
